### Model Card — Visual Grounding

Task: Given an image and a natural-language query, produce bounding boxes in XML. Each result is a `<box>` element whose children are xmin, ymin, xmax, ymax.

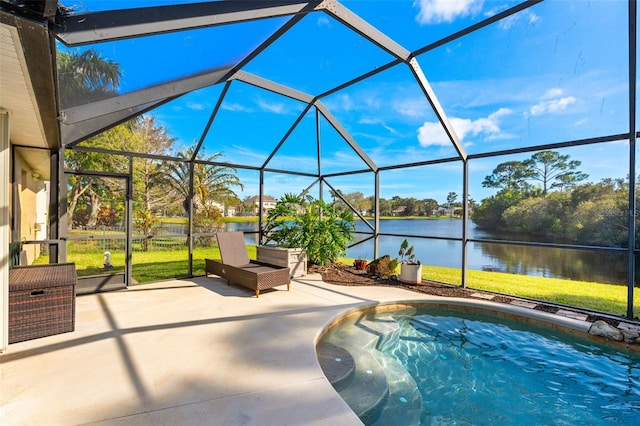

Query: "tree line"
<box><xmin>329</xmin><ymin>189</ymin><xmax>464</xmax><ymax>217</ymax></box>
<box><xmin>472</xmin><ymin>150</ymin><xmax>631</xmax><ymax>247</ymax></box>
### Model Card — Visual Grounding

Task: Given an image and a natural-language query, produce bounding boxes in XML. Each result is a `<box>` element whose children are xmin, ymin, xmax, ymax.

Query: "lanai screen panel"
<box><xmin>152</xmin><ymin>85</ymin><xmax>226</xmax><ymax>154</ymax></box>
<box><xmin>323</xmin><ymin>173</ymin><xmax>375</xmax><ymax>207</ymax></box>
<box><xmin>468</xmin><ymin>143</ymin><xmax>630</xmax><ymax>248</ymax></box>
<box><xmin>56</xmin><ymin>16</ymin><xmax>287</xmax><ymax>111</ymax></box>
<box><xmin>416</xmin><ymin>0</ymin><xmax>629</xmax><ymax>155</ymax></box>
<box><xmin>341</xmin><ymin>0</ymin><xmax>521</xmax><ymax>52</ymax></box>
<box><xmin>74</xmin><ymin>85</ymin><xmax>224</xmax><ymax>155</ymax></box>
<box><xmin>263</xmin><ymin>172</ymin><xmax>318</xmax><ymax>200</ymax></box>
<box><xmin>243</xmin><ymin>11</ymin><xmax>395</xmax><ymax>95</ymax></box>
<box><xmin>321</xmin><ymin>173</ymin><xmax>376</xmax><ymax>259</ymax></box>
<box><xmin>265</xmin><ymin>107</ymin><xmax>319</xmax><ymax>174</ymax></box>
<box><xmin>321</xmin><ymin>63</ymin><xmax>461</xmax><ymax>167</ymax></box>
<box><xmin>199</xmin><ymin>81</ymin><xmax>309</xmax><ymax>167</ymax></box>
<box><xmin>378</xmin><ymin>163</ymin><xmax>463</xmax><ymax>238</ymax></box>
<box><xmin>317</xmin><ymin>114</ymin><xmax>373</xmax><ymax>175</ymax></box>
<box><xmin>233</xmin><ymin>168</ymin><xmax>261</xmax><ymax>212</ymax></box>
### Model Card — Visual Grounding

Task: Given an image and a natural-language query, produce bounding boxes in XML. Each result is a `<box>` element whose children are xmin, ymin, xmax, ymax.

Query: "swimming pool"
<box><xmin>318</xmin><ymin>303</ymin><xmax>640</xmax><ymax>425</ymax></box>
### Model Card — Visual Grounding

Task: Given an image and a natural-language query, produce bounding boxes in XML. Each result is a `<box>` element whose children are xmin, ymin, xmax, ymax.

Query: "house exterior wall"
<box><xmin>13</xmin><ymin>151</ymin><xmax>44</xmax><ymax>265</ymax></box>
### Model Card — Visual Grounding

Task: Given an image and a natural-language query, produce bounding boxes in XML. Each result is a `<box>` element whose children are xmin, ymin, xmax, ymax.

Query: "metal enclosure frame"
<box><xmin>37</xmin><ymin>0</ymin><xmax>637</xmax><ymax>319</ymax></box>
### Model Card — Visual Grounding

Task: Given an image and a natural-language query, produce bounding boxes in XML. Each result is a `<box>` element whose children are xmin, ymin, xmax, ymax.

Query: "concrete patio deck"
<box><xmin>1</xmin><ymin>273</ymin><xmax>446</xmax><ymax>425</ymax></box>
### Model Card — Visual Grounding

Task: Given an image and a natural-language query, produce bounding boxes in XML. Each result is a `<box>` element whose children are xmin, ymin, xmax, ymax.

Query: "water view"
<box><xmin>223</xmin><ymin>219</ymin><xmax>629</xmax><ymax>285</ymax></box>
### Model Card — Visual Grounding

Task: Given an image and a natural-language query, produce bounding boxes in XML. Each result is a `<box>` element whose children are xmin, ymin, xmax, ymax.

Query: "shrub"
<box><xmin>263</xmin><ymin>193</ymin><xmax>355</xmax><ymax>266</ymax></box>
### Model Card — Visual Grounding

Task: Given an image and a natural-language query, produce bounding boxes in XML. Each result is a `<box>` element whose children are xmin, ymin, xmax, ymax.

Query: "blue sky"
<box><xmin>62</xmin><ymin>0</ymin><xmax>632</xmax><ymax>204</ymax></box>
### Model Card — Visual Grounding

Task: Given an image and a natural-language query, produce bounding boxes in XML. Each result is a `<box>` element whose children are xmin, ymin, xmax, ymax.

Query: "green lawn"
<box><xmin>35</xmin><ymin>246</ymin><xmax>257</xmax><ymax>283</ymax></box>
<box><xmin>35</xmin><ymin>248</ymin><xmax>638</xmax><ymax>316</ymax></box>
<box><xmin>423</xmin><ymin>265</ymin><xmax>638</xmax><ymax>316</ymax></box>
<box><xmin>340</xmin><ymin>257</ymin><xmax>638</xmax><ymax>316</ymax></box>
<box><xmin>157</xmin><ymin>216</ymin><xmax>260</xmax><ymax>224</ymax></box>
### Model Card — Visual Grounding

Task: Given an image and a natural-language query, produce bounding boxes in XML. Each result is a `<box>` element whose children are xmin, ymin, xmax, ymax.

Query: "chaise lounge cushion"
<box><xmin>205</xmin><ymin>232</ymin><xmax>290</xmax><ymax>297</ymax></box>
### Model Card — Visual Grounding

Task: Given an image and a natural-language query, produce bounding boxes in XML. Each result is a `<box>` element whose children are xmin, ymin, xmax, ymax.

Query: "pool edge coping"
<box><xmin>315</xmin><ymin>297</ymin><xmax>592</xmax><ymax>347</ymax></box>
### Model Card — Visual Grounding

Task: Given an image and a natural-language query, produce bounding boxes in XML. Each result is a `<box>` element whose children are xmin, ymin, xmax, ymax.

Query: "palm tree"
<box><xmin>57</xmin><ymin>48</ymin><xmax>121</xmax><ymax>109</ymax></box>
<box><xmin>57</xmin><ymin>48</ymin><xmax>124</xmax><ymax>226</ymax></box>
<box><xmin>165</xmin><ymin>147</ymin><xmax>244</xmax><ymax>217</ymax></box>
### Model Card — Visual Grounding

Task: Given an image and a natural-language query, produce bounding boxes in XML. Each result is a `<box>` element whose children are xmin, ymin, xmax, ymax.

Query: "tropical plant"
<box><xmin>263</xmin><ymin>193</ymin><xmax>355</xmax><ymax>266</ymax></box>
<box><xmin>398</xmin><ymin>239</ymin><xmax>419</xmax><ymax>264</ymax></box>
<box><xmin>57</xmin><ymin>48</ymin><xmax>122</xmax><ymax>109</ymax></box>
<box><xmin>164</xmin><ymin>147</ymin><xmax>244</xmax><ymax>218</ymax></box>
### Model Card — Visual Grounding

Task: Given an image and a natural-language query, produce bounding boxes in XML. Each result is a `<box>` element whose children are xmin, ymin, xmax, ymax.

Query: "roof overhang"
<box><xmin>0</xmin><ymin>6</ymin><xmax>60</xmax><ymax>154</ymax></box>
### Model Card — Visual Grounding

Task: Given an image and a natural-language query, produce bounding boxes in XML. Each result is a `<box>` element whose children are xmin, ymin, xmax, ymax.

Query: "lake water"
<box><xmin>221</xmin><ymin>219</ymin><xmax>629</xmax><ymax>285</ymax></box>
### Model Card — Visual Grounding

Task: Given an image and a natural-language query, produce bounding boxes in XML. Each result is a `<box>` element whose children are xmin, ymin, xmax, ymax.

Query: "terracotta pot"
<box><xmin>399</xmin><ymin>263</ymin><xmax>422</xmax><ymax>284</ymax></box>
<box><xmin>354</xmin><ymin>259</ymin><xmax>368</xmax><ymax>270</ymax></box>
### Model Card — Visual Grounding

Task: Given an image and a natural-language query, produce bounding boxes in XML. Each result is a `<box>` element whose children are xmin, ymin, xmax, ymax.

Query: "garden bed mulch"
<box><xmin>313</xmin><ymin>263</ymin><xmax>621</xmax><ymax>327</ymax></box>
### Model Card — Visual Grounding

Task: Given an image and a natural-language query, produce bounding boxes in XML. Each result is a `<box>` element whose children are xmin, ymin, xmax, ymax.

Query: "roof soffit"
<box><xmin>0</xmin><ymin>9</ymin><xmax>59</xmax><ymax>149</ymax></box>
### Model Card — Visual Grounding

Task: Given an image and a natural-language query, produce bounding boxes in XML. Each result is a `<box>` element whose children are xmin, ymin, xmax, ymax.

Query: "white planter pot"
<box><xmin>399</xmin><ymin>263</ymin><xmax>422</xmax><ymax>284</ymax></box>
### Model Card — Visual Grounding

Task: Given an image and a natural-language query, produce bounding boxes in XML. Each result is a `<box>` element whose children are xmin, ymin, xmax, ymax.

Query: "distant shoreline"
<box><xmin>160</xmin><ymin>215</ymin><xmax>463</xmax><ymax>225</ymax></box>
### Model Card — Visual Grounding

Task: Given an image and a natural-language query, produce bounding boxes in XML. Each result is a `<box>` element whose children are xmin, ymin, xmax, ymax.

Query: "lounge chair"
<box><xmin>205</xmin><ymin>232</ymin><xmax>290</xmax><ymax>297</ymax></box>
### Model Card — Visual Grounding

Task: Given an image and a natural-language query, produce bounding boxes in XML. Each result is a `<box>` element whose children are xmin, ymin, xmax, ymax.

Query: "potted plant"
<box><xmin>262</xmin><ymin>193</ymin><xmax>355</xmax><ymax>267</ymax></box>
<box><xmin>353</xmin><ymin>257</ymin><xmax>368</xmax><ymax>270</ymax></box>
<box><xmin>398</xmin><ymin>239</ymin><xmax>422</xmax><ymax>284</ymax></box>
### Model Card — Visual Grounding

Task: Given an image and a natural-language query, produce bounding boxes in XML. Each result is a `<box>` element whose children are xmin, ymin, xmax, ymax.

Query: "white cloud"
<box><xmin>527</xmin><ymin>89</ymin><xmax>576</xmax><ymax>117</ymax></box>
<box><xmin>362</xmin><ymin>94</ymin><xmax>382</xmax><ymax>110</ymax></box>
<box><xmin>317</xmin><ymin>15</ymin><xmax>331</xmax><ymax>27</ymax></box>
<box><xmin>222</xmin><ymin>102</ymin><xmax>250</xmax><ymax>112</ymax></box>
<box><xmin>187</xmin><ymin>102</ymin><xmax>205</xmax><ymax>111</ymax></box>
<box><xmin>498</xmin><ymin>11</ymin><xmax>539</xmax><ymax>30</ymax></box>
<box><xmin>417</xmin><ymin>108</ymin><xmax>512</xmax><ymax>147</ymax></box>
<box><xmin>324</xmin><ymin>93</ymin><xmax>355</xmax><ymax>112</ymax></box>
<box><xmin>414</xmin><ymin>0</ymin><xmax>484</xmax><ymax>24</ymax></box>
<box><xmin>392</xmin><ymin>97</ymin><xmax>429</xmax><ymax>118</ymax></box>
<box><xmin>359</xmin><ymin>117</ymin><xmax>399</xmax><ymax>135</ymax></box>
<box><xmin>417</xmin><ymin>121</ymin><xmax>451</xmax><ymax>146</ymax></box>
<box><xmin>541</xmin><ymin>88</ymin><xmax>564</xmax><ymax>99</ymax></box>
<box><xmin>528</xmin><ymin>13</ymin><xmax>540</xmax><ymax>24</ymax></box>
<box><xmin>257</xmin><ymin>99</ymin><xmax>286</xmax><ymax>114</ymax></box>
<box><xmin>358</xmin><ymin>117</ymin><xmax>379</xmax><ymax>125</ymax></box>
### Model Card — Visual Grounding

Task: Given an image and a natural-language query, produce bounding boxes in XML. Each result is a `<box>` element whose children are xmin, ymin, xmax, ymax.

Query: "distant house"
<box><xmin>432</xmin><ymin>207</ymin><xmax>453</xmax><ymax>216</ymax></box>
<box><xmin>244</xmin><ymin>195</ymin><xmax>278</xmax><ymax>215</ymax></box>
<box><xmin>392</xmin><ymin>206</ymin><xmax>406</xmax><ymax>216</ymax></box>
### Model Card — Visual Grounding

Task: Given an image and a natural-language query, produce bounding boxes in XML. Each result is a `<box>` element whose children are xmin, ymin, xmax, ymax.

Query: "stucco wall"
<box><xmin>13</xmin><ymin>151</ymin><xmax>45</xmax><ymax>265</ymax></box>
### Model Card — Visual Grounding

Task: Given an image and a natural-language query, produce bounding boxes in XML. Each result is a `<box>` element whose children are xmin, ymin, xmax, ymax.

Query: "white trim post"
<box><xmin>1</xmin><ymin>110</ymin><xmax>11</xmax><ymax>351</ymax></box>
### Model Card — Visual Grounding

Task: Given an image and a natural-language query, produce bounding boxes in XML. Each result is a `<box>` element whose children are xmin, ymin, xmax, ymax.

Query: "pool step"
<box><xmin>335</xmin><ymin>345</ymin><xmax>389</xmax><ymax>425</ymax></box>
<box><xmin>369</xmin><ymin>350</ymin><xmax>422</xmax><ymax>426</ymax></box>
<box><xmin>316</xmin><ymin>342</ymin><xmax>355</xmax><ymax>391</ymax></box>
<box><xmin>320</xmin><ymin>315</ymin><xmax>423</xmax><ymax>425</ymax></box>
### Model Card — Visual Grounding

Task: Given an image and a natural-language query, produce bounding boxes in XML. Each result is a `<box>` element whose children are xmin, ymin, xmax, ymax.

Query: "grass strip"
<box><xmin>340</xmin><ymin>257</ymin><xmax>637</xmax><ymax>316</ymax></box>
<box><xmin>34</xmin><ymin>250</ymin><xmax>638</xmax><ymax>316</ymax></box>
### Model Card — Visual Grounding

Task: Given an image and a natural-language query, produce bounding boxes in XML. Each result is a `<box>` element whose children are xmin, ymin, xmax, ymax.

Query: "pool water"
<box><xmin>322</xmin><ymin>308</ymin><xmax>640</xmax><ymax>425</ymax></box>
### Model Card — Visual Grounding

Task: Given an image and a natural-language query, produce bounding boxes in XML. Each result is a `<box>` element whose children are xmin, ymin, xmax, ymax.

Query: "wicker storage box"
<box><xmin>9</xmin><ymin>263</ymin><xmax>77</xmax><ymax>344</ymax></box>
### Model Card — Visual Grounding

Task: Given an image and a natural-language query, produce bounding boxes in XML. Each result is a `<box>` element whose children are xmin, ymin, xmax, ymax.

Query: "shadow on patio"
<box><xmin>0</xmin><ymin>274</ymin><xmax>431</xmax><ymax>425</ymax></box>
